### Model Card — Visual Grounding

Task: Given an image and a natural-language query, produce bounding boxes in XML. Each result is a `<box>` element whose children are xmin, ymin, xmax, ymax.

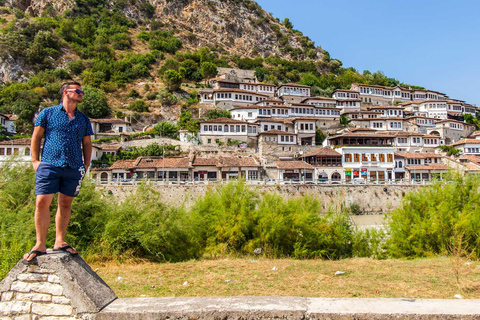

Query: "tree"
<box><xmin>340</xmin><ymin>115</ymin><xmax>349</xmax><ymax>127</ymax></box>
<box><xmin>463</xmin><ymin>114</ymin><xmax>480</xmax><ymax>130</ymax></box>
<box><xmin>163</xmin><ymin>70</ymin><xmax>183</xmax><ymax>92</ymax></box>
<box><xmin>153</xmin><ymin>121</ymin><xmax>179</xmax><ymax>140</ymax></box>
<box><xmin>283</xmin><ymin>18</ymin><xmax>293</xmax><ymax>30</ymax></box>
<box><xmin>254</xmin><ymin>67</ymin><xmax>266</xmax><ymax>82</ymax></box>
<box><xmin>206</xmin><ymin>109</ymin><xmax>231</xmax><ymax>120</ymax></box>
<box><xmin>77</xmin><ymin>86</ymin><xmax>110</xmax><ymax>118</ymax></box>
<box><xmin>315</xmin><ymin>128</ymin><xmax>326</xmax><ymax>145</ymax></box>
<box><xmin>200</xmin><ymin>62</ymin><xmax>217</xmax><ymax>85</ymax></box>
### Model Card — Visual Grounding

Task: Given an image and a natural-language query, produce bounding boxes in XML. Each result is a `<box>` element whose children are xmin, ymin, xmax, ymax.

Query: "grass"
<box><xmin>90</xmin><ymin>257</ymin><xmax>480</xmax><ymax>299</ymax></box>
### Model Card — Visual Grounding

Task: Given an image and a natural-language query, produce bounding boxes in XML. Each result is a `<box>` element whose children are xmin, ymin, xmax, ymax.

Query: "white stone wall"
<box><xmin>0</xmin><ymin>265</ymin><xmax>77</xmax><ymax>319</ymax></box>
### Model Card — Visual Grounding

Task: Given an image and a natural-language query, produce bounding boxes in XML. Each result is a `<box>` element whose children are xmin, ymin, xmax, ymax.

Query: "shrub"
<box><xmin>77</xmin><ymin>86</ymin><xmax>110</xmax><ymax>118</ymax></box>
<box><xmin>163</xmin><ymin>70</ymin><xmax>183</xmax><ymax>92</ymax></box>
<box><xmin>96</xmin><ymin>186</ymin><xmax>201</xmax><ymax>262</ymax></box>
<box><xmin>129</xmin><ymin>100</ymin><xmax>148</xmax><ymax>112</ymax></box>
<box><xmin>387</xmin><ymin>172</ymin><xmax>480</xmax><ymax>259</ymax></box>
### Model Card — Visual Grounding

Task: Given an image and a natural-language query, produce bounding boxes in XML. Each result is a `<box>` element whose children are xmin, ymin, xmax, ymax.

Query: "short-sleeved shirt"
<box><xmin>35</xmin><ymin>103</ymin><xmax>94</xmax><ymax>169</ymax></box>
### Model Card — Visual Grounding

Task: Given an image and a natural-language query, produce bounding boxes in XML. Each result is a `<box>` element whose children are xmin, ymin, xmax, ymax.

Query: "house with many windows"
<box><xmin>89</xmin><ymin>118</ymin><xmax>132</xmax><ymax>139</ymax></box>
<box><xmin>198</xmin><ymin>88</ymin><xmax>270</xmax><ymax>109</ymax></box>
<box><xmin>199</xmin><ymin>117</ymin><xmax>258</xmax><ymax>146</ymax></box>
<box><xmin>0</xmin><ymin>138</ymin><xmax>33</xmax><ymax>163</ymax></box>
<box><xmin>275</xmin><ymin>160</ymin><xmax>314</xmax><ymax>182</ymax></box>
<box><xmin>327</xmin><ymin>131</ymin><xmax>396</xmax><ymax>182</ymax></box>
<box><xmin>427</xmin><ymin>119</ymin><xmax>475</xmax><ymax>145</ymax></box>
<box><xmin>395</xmin><ymin>152</ymin><xmax>447</xmax><ymax>181</ymax></box>
<box><xmin>300</xmin><ymin>147</ymin><xmax>343</xmax><ymax>182</ymax></box>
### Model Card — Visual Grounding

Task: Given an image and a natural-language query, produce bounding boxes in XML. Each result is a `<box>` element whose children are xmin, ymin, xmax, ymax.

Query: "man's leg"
<box><xmin>23</xmin><ymin>194</ymin><xmax>54</xmax><ymax>261</ymax></box>
<box><xmin>53</xmin><ymin>192</ymin><xmax>77</xmax><ymax>254</ymax></box>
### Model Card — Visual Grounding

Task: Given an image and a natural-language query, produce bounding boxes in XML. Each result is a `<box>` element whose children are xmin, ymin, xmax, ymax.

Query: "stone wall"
<box><xmin>0</xmin><ymin>266</ymin><xmax>74</xmax><ymax>319</ymax></box>
<box><xmin>98</xmin><ymin>184</ymin><xmax>421</xmax><ymax>213</ymax></box>
<box><xmin>0</xmin><ymin>253</ymin><xmax>117</xmax><ymax>319</ymax></box>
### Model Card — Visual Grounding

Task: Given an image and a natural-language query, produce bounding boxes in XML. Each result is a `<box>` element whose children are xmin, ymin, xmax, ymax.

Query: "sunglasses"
<box><xmin>66</xmin><ymin>88</ymin><xmax>84</xmax><ymax>95</ymax></box>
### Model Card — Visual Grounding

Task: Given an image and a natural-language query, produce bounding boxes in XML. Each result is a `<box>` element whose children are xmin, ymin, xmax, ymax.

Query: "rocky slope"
<box><xmin>6</xmin><ymin>0</ymin><xmax>322</xmax><ymax>61</ymax></box>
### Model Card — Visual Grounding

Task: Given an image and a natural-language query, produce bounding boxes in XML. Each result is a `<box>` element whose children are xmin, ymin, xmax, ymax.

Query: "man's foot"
<box><xmin>22</xmin><ymin>250</ymin><xmax>47</xmax><ymax>265</ymax></box>
<box><xmin>52</xmin><ymin>243</ymin><xmax>78</xmax><ymax>256</ymax></box>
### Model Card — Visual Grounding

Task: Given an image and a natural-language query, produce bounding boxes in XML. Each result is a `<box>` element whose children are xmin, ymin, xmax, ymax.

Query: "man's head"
<box><xmin>60</xmin><ymin>81</ymin><xmax>84</xmax><ymax>104</ymax></box>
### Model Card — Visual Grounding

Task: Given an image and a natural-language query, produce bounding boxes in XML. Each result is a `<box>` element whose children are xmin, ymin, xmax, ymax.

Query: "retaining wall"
<box><xmin>98</xmin><ymin>184</ymin><xmax>422</xmax><ymax>213</ymax></box>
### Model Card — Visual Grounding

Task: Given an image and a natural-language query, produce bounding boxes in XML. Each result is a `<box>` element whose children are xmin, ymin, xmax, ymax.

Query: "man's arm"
<box><xmin>82</xmin><ymin>135</ymin><xmax>92</xmax><ymax>171</ymax></box>
<box><xmin>31</xmin><ymin>126</ymin><xmax>45</xmax><ymax>171</ymax></box>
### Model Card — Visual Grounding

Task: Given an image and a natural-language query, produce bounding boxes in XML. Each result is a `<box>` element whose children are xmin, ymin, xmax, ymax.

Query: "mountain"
<box><xmin>0</xmin><ymin>0</ymin><xmax>398</xmax><ymax>134</ymax></box>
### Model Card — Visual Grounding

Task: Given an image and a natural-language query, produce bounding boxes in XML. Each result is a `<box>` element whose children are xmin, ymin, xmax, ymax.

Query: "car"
<box><xmin>353</xmin><ymin>178</ymin><xmax>365</xmax><ymax>184</ymax></box>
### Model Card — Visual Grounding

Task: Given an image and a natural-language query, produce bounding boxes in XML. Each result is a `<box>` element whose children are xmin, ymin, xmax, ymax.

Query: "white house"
<box><xmin>0</xmin><ymin>138</ymin><xmax>33</xmax><ymax>163</ymax></box>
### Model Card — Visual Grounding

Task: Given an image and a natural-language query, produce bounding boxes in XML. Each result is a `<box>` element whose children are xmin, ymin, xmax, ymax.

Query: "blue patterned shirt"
<box><xmin>35</xmin><ymin>104</ymin><xmax>94</xmax><ymax>169</ymax></box>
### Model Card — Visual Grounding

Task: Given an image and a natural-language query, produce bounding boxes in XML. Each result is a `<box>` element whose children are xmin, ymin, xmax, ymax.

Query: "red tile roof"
<box><xmin>0</xmin><ymin>138</ymin><xmax>32</xmax><ymax>145</ymax></box>
<box><xmin>192</xmin><ymin>157</ymin><xmax>219</xmax><ymax>166</ymax></box>
<box><xmin>302</xmin><ymin>147</ymin><xmax>341</xmax><ymax>157</ymax></box>
<box><xmin>395</xmin><ymin>152</ymin><xmax>443</xmax><ymax>159</ymax></box>
<box><xmin>110</xmin><ymin>160</ymin><xmax>136</xmax><ymax>170</ymax></box>
<box><xmin>217</xmin><ymin>156</ymin><xmax>260</xmax><ymax>168</ymax></box>
<box><xmin>276</xmin><ymin>161</ymin><xmax>314</xmax><ymax>170</ymax></box>
<box><xmin>450</xmin><ymin>139</ymin><xmax>480</xmax><ymax>146</ymax></box>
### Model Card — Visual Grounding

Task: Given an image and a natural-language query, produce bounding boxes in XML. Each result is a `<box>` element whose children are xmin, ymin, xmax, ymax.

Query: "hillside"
<box><xmin>0</xmin><ymin>0</ymin><xmax>401</xmax><ymax>135</ymax></box>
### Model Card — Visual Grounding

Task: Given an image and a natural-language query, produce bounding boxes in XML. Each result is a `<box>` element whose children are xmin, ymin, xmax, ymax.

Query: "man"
<box><xmin>23</xmin><ymin>81</ymin><xmax>93</xmax><ymax>264</ymax></box>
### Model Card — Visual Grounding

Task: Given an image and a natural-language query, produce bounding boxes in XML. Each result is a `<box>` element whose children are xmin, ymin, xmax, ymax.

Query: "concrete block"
<box><xmin>30</xmin><ymin>283</ymin><xmax>63</xmax><ymax>296</ymax></box>
<box><xmin>10</xmin><ymin>282</ymin><xmax>31</xmax><ymax>293</ymax></box>
<box><xmin>52</xmin><ymin>296</ymin><xmax>71</xmax><ymax>305</ymax></box>
<box><xmin>1</xmin><ymin>254</ymin><xmax>116</xmax><ymax>315</ymax></box>
<box><xmin>0</xmin><ymin>301</ymin><xmax>32</xmax><ymax>315</ymax></box>
<box><xmin>0</xmin><ymin>292</ymin><xmax>13</xmax><ymax>302</ymax></box>
<box><xmin>16</xmin><ymin>293</ymin><xmax>51</xmax><ymax>302</ymax></box>
<box><xmin>31</xmin><ymin>303</ymin><xmax>73</xmax><ymax>316</ymax></box>
<box><xmin>98</xmin><ymin>296</ymin><xmax>308</xmax><ymax>320</ymax></box>
<box><xmin>16</xmin><ymin>274</ymin><xmax>48</xmax><ymax>282</ymax></box>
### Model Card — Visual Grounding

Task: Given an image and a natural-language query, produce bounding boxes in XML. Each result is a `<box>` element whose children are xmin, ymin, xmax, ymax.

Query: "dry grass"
<box><xmin>90</xmin><ymin>257</ymin><xmax>480</xmax><ymax>299</ymax></box>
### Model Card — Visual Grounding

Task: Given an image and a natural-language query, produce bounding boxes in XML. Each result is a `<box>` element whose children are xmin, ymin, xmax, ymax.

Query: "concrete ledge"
<box><xmin>97</xmin><ymin>296</ymin><xmax>480</xmax><ymax>320</ymax></box>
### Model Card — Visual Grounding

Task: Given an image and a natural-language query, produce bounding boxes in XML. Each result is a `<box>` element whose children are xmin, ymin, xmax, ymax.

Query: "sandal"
<box><xmin>22</xmin><ymin>250</ymin><xmax>47</xmax><ymax>265</ymax></box>
<box><xmin>52</xmin><ymin>245</ymin><xmax>78</xmax><ymax>256</ymax></box>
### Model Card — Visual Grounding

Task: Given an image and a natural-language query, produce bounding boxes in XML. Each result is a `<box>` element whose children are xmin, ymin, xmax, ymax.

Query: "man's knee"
<box><xmin>58</xmin><ymin>194</ymin><xmax>74</xmax><ymax>209</ymax></box>
<box><xmin>36</xmin><ymin>195</ymin><xmax>54</xmax><ymax>209</ymax></box>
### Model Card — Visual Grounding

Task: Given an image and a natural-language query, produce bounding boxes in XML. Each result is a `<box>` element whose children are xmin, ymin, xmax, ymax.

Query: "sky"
<box><xmin>255</xmin><ymin>0</ymin><xmax>480</xmax><ymax>106</ymax></box>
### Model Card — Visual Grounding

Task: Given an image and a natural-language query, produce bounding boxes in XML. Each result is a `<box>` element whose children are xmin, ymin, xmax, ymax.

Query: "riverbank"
<box><xmin>89</xmin><ymin>257</ymin><xmax>480</xmax><ymax>299</ymax></box>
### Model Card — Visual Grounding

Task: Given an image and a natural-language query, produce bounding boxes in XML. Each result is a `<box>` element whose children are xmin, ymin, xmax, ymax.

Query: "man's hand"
<box><xmin>32</xmin><ymin>160</ymin><xmax>41</xmax><ymax>171</ymax></box>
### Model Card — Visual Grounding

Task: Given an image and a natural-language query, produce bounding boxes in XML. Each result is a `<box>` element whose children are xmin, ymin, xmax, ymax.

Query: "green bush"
<box><xmin>96</xmin><ymin>186</ymin><xmax>201</xmax><ymax>262</ymax></box>
<box><xmin>387</xmin><ymin>172</ymin><xmax>480</xmax><ymax>259</ymax></box>
<box><xmin>129</xmin><ymin>99</ymin><xmax>148</xmax><ymax>112</ymax></box>
<box><xmin>77</xmin><ymin>86</ymin><xmax>110</xmax><ymax>118</ymax></box>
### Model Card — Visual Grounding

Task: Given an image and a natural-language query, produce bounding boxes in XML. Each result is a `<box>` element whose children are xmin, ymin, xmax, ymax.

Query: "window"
<box><xmin>248</xmin><ymin>171</ymin><xmax>258</xmax><ymax>180</ymax></box>
<box><xmin>203</xmin><ymin>125</ymin><xmax>208</xmax><ymax>131</ymax></box>
<box><xmin>224</xmin><ymin>125</ymin><xmax>229</xmax><ymax>132</ymax></box>
<box><xmin>0</xmin><ymin>148</ymin><xmax>4</xmax><ymax>155</ymax></box>
<box><xmin>248</xmin><ymin>112</ymin><xmax>252</xmax><ymax>117</ymax></box>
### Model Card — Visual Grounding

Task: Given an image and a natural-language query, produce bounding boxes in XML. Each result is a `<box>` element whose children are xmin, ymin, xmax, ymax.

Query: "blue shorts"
<box><xmin>35</xmin><ymin>162</ymin><xmax>86</xmax><ymax>197</ymax></box>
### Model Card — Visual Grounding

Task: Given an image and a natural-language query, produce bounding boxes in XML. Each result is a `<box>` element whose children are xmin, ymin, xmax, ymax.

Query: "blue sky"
<box><xmin>255</xmin><ymin>0</ymin><xmax>480</xmax><ymax>106</ymax></box>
